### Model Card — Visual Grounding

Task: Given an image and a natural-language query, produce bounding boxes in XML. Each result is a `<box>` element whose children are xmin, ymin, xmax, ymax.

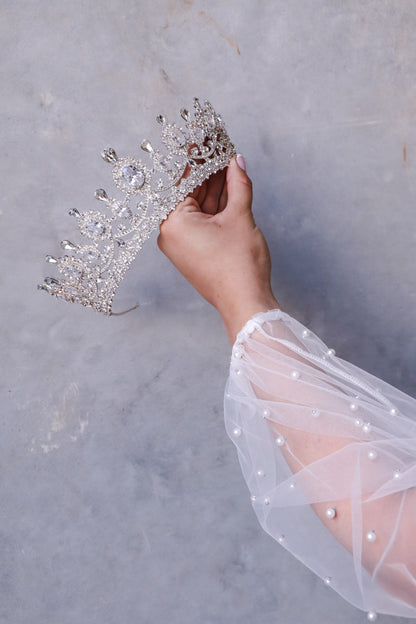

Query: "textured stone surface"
<box><xmin>1</xmin><ymin>1</ymin><xmax>415</xmax><ymax>622</ymax></box>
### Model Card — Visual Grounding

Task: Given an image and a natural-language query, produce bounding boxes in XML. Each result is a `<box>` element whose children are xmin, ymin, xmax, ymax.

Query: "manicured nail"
<box><xmin>236</xmin><ymin>153</ymin><xmax>246</xmax><ymax>171</ymax></box>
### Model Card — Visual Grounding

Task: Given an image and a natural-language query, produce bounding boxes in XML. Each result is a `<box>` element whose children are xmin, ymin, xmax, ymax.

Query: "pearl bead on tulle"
<box><xmin>368</xmin><ymin>450</ymin><xmax>378</xmax><ymax>460</ymax></box>
<box><xmin>291</xmin><ymin>370</ymin><xmax>300</xmax><ymax>380</ymax></box>
<box><xmin>393</xmin><ymin>470</ymin><xmax>401</xmax><ymax>479</ymax></box>
<box><xmin>390</xmin><ymin>408</ymin><xmax>398</xmax><ymax>416</ymax></box>
<box><xmin>324</xmin><ymin>576</ymin><xmax>331</xmax><ymax>585</ymax></box>
<box><xmin>289</xmin><ymin>482</ymin><xmax>295</xmax><ymax>489</ymax></box>
<box><xmin>354</xmin><ymin>418</ymin><xmax>363</xmax><ymax>427</ymax></box>
<box><xmin>362</xmin><ymin>423</ymin><xmax>372</xmax><ymax>434</ymax></box>
<box><xmin>256</xmin><ymin>469</ymin><xmax>265</xmax><ymax>477</ymax></box>
<box><xmin>366</xmin><ymin>530</ymin><xmax>376</xmax><ymax>543</ymax></box>
<box><xmin>264</xmin><ymin>497</ymin><xmax>270</xmax><ymax>505</ymax></box>
<box><xmin>262</xmin><ymin>408</ymin><xmax>270</xmax><ymax>418</ymax></box>
<box><xmin>367</xmin><ymin>611</ymin><xmax>377</xmax><ymax>622</ymax></box>
<box><xmin>326</xmin><ymin>348</ymin><xmax>336</xmax><ymax>357</ymax></box>
<box><xmin>276</xmin><ymin>436</ymin><xmax>285</xmax><ymax>447</ymax></box>
<box><xmin>349</xmin><ymin>402</ymin><xmax>359</xmax><ymax>412</ymax></box>
<box><xmin>302</xmin><ymin>329</ymin><xmax>310</xmax><ymax>338</ymax></box>
<box><xmin>277</xmin><ymin>535</ymin><xmax>285</xmax><ymax>544</ymax></box>
<box><xmin>232</xmin><ymin>427</ymin><xmax>242</xmax><ymax>437</ymax></box>
<box><xmin>311</xmin><ymin>408</ymin><xmax>320</xmax><ymax>417</ymax></box>
<box><xmin>325</xmin><ymin>507</ymin><xmax>336</xmax><ymax>519</ymax></box>
<box><xmin>250</xmin><ymin>495</ymin><xmax>257</xmax><ymax>502</ymax></box>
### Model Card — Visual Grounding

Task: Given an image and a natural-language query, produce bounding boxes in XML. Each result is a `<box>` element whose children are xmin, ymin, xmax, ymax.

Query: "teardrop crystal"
<box><xmin>44</xmin><ymin>277</ymin><xmax>60</xmax><ymax>285</ymax></box>
<box><xmin>45</xmin><ymin>255</ymin><xmax>57</xmax><ymax>264</ymax></box>
<box><xmin>69</xmin><ymin>208</ymin><xmax>80</xmax><ymax>217</ymax></box>
<box><xmin>156</xmin><ymin>114</ymin><xmax>166</xmax><ymax>125</ymax></box>
<box><xmin>101</xmin><ymin>147</ymin><xmax>118</xmax><ymax>164</ymax></box>
<box><xmin>61</xmin><ymin>240</ymin><xmax>77</xmax><ymax>251</ymax></box>
<box><xmin>94</xmin><ymin>188</ymin><xmax>108</xmax><ymax>201</ymax></box>
<box><xmin>140</xmin><ymin>140</ymin><xmax>153</xmax><ymax>153</ymax></box>
<box><xmin>180</xmin><ymin>108</ymin><xmax>190</xmax><ymax>121</ymax></box>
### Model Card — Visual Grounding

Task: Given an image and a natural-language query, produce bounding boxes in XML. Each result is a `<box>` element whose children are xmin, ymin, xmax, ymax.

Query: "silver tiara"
<box><xmin>38</xmin><ymin>98</ymin><xmax>236</xmax><ymax>315</ymax></box>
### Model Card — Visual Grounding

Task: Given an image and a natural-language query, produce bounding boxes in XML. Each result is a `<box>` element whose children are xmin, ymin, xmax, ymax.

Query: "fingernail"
<box><xmin>236</xmin><ymin>153</ymin><xmax>246</xmax><ymax>171</ymax></box>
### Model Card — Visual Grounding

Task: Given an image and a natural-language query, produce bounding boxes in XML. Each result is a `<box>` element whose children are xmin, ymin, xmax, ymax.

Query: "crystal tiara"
<box><xmin>38</xmin><ymin>98</ymin><xmax>236</xmax><ymax>315</ymax></box>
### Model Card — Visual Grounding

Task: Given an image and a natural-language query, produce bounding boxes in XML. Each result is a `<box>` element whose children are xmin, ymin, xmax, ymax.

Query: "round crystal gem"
<box><xmin>170</xmin><ymin>128</ymin><xmax>186</xmax><ymax>148</ymax></box>
<box><xmin>81</xmin><ymin>248</ymin><xmax>99</xmax><ymax>262</ymax></box>
<box><xmin>87</xmin><ymin>220</ymin><xmax>105</xmax><ymax>236</ymax></box>
<box><xmin>122</xmin><ymin>165</ymin><xmax>145</xmax><ymax>189</ymax></box>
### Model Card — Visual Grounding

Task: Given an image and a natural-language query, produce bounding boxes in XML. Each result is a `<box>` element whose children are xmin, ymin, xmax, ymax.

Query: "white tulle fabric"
<box><xmin>224</xmin><ymin>309</ymin><xmax>416</xmax><ymax>619</ymax></box>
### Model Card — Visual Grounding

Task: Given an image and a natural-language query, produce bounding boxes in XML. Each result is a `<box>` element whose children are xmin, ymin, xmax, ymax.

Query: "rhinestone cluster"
<box><xmin>39</xmin><ymin>98</ymin><xmax>236</xmax><ymax>314</ymax></box>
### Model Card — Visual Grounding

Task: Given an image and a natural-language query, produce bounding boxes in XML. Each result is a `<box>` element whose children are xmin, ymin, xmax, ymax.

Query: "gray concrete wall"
<box><xmin>1</xmin><ymin>1</ymin><xmax>415</xmax><ymax>622</ymax></box>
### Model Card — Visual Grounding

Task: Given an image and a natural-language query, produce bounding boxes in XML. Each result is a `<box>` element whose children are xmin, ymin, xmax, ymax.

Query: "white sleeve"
<box><xmin>224</xmin><ymin>308</ymin><xmax>416</xmax><ymax>620</ymax></box>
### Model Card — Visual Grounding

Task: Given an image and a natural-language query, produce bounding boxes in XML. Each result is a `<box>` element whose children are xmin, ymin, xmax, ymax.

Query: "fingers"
<box><xmin>200</xmin><ymin>168</ymin><xmax>226</xmax><ymax>215</ymax></box>
<box><xmin>224</xmin><ymin>155</ymin><xmax>253</xmax><ymax>216</ymax></box>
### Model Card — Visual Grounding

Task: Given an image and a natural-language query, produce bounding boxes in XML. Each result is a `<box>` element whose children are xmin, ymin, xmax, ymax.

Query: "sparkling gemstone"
<box><xmin>44</xmin><ymin>277</ymin><xmax>60</xmax><ymax>285</ymax></box>
<box><xmin>204</xmin><ymin>111</ymin><xmax>216</xmax><ymax>129</ymax></box>
<box><xmin>180</xmin><ymin>108</ymin><xmax>190</xmax><ymax>121</ymax></box>
<box><xmin>101</xmin><ymin>147</ymin><xmax>118</xmax><ymax>163</ymax></box>
<box><xmin>94</xmin><ymin>188</ymin><xmax>108</xmax><ymax>201</ymax></box>
<box><xmin>156</xmin><ymin>114</ymin><xmax>166</xmax><ymax>125</ymax></box>
<box><xmin>193</xmin><ymin>126</ymin><xmax>205</xmax><ymax>143</ymax></box>
<box><xmin>45</xmin><ymin>255</ymin><xmax>57</xmax><ymax>263</ymax></box>
<box><xmin>64</xmin><ymin>264</ymin><xmax>83</xmax><ymax>279</ymax></box>
<box><xmin>112</xmin><ymin>202</ymin><xmax>131</xmax><ymax>218</ymax></box>
<box><xmin>170</xmin><ymin>128</ymin><xmax>186</xmax><ymax>148</ymax></box>
<box><xmin>61</xmin><ymin>240</ymin><xmax>77</xmax><ymax>251</ymax></box>
<box><xmin>69</xmin><ymin>208</ymin><xmax>80</xmax><ymax>217</ymax></box>
<box><xmin>87</xmin><ymin>220</ymin><xmax>105</xmax><ymax>236</ymax></box>
<box><xmin>122</xmin><ymin>165</ymin><xmax>145</xmax><ymax>189</ymax></box>
<box><xmin>140</xmin><ymin>140</ymin><xmax>153</xmax><ymax>153</ymax></box>
<box><xmin>158</xmin><ymin>156</ymin><xmax>172</xmax><ymax>172</ymax></box>
<box><xmin>80</xmin><ymin>248</ymin><xmax>99</xmax><ymax>262</ymax></box>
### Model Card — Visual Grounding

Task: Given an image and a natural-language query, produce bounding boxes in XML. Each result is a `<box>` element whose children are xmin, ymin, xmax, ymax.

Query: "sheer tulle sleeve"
<box><xmin>224</xmin><ymin>309</ymin><xmax>416</xmax><ymax>620</ymax></box>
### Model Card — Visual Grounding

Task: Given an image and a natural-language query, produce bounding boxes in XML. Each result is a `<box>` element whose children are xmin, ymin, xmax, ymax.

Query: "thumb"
<box><xmin>225</xmin><ymin>154</ymin><xmax>253</xmax><ymax>214</ymax></box>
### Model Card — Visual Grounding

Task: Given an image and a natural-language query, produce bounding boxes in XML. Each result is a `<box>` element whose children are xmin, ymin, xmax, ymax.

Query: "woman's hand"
<box><xmin>157</xmin><ymin>155</ymin><xmax>279</xmax><ymax>343</ymax></box>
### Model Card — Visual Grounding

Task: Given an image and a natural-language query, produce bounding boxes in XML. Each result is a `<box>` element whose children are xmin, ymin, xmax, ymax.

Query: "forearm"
<box><xmin>226</xmin><ymin>309</ymin><xmax>416</xmax><ymax>616</ymax></box>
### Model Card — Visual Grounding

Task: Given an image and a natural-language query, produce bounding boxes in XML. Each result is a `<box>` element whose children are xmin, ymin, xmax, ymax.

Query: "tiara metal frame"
<box><xmin>38</xmin><ymin>98</ymin><xmax>236</xmax><ymax>315</ymax></box>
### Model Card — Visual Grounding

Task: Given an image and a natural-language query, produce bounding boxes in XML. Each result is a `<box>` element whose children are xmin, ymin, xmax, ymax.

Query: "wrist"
<box><xmin>217</xmin><ymin>291</ymin><xmax>280</xmax><ymax>345</ymax></box>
